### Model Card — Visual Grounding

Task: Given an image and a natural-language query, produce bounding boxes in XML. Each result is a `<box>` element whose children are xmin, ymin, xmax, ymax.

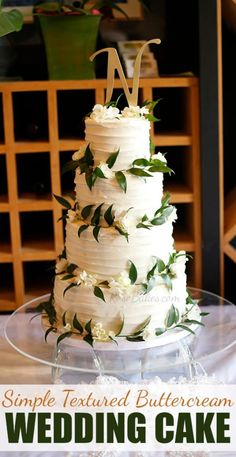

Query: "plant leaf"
<box><xmin>56</xmin><ymin>331</ymin><xmax>72</xmax><ymax>346</ymax></box>
<box><xmin>0</xmin><ymin>9</ymin><xmax>23</xmax><ymax>37</ymax></box>
<box><xmin>184</xmin><ymin>319</ymin><xmax>204</xmax><ymax>326</ymax></box>
<box><xmin>94</xmin><ymin>286</ymin><xmax>105</xmax><ymax>302</ymax></box>
<box><xmin>84</xmin><ymin>144</ymin><xmax>94</xmax><ymax>166</ymax></box>
<box><xmin>62</xmin><ymin>159</ymin><xmax>80</xmax><ymax>176</ymax></box>
<box><xmin>129</xmin><ymin>260</ymin><xmax>137</xmax><ymax>284</ymax></box>
<box><xmin>148</xmin><ymin>164</ymin><xmax>173</xmax><ymax>174</ymax></box>
<box><xmin>136</xmin><ymin>222</ymin><xmax>151</xmax><ymax>229</ymax></box>
<box><xmin>91</xmin><ymin>203</ymin><xmax>104</xmax><ymax>226</ymax></box>
<box><xmin>131</xmin><ymin>315</ymin><xmax>152</xmax><ymax>337</ymax></box>
<box><xmin>106</xmin><ymin>149</ymin><xmax>119</xmax><ymax>169</ymax></box>
<box><xmin>85</xmin><ymin>169</ymin><xmax>93</xmax><ymax>190</ymax></box>
<box><xmin>63</xmin><ymin>282</ymin><xmax>78</xmax><ymax>297</ymax></box>
<box><xmin>147</xmin><ymin>261</ymin><xmax>157</xmax><ymax>281</ymax></box>
<box><xmin>67</xmin><ymin>263</ymin><xmax>78</xmax><ymax>274</ymax></box>
<box><xmin>73</xmin><ymin>314</ymin><xmax>83</xmax><ymax>334</ymax></box>
<box><xmin>62</xmin><ymin>311</ymin><xmax>67</xmax><ymax>327</ymax></box>
<box><xmin>165</xmin><ymin>305</ymin><xmax>178</xmax><ymax>328</ymax></box>
<box><xmin>104</xmin><ymin>204</ymin><xmax>114</xmax><ymax>226</ymax></box>
<box><xmin>93</xmin><ymin>225</ymin><xmax>101</xmax><ymax>242</ymax></box>
<box><xmin>115</xmin><ymin>225</ymin><xmax>129</xmax><ymax>242</ymax></box>
<box><xmin>176</xmin><ymin>324</ymin><xmax>196</xmax><ymax>335</ymax></box>
<box><xmin>85</xmin><ymin>319</ymin><xmax>92</xmax><ymax>334</ymax></box>
<box><xmin>94</xmin><ymin>167</ymin><xmax>107</xmax><ymax>179</ymax></box>
<box><xmin>53</xmin><ymin>194</ymin><xmax>71</xmax><ymax>209</ymax></box>
<box><xmin>155</xmin><ymin>328</ymin><xmax>166</xmax><ymax>336</ymax></box>
<box><xmin>78</xmin><ymin>224</ymin><xmax>89</xmax><ymax>237</ymax></box>
<box><xmin>161</xmin><ymin>273</ymin><xmax>172</xmax><ymax>291</ymax></box>
<box><xmin>83</xmin><ymin>333</ymin><xmax>94</xmax><ymax>347</ymax></box>
<box><xmin>61</xmin><ymin>274</ymin><xmax>75</xmax><ymax>281</ymax></box>
<box><xmin>45</xmin><ymin>326</ymin><xmax>56</xmax><ymax>342</ymax></box>
<box><xmin>156</xmin><ymin>258</ymin><xmax>166</xmax><ymax>273</ymax></box>
<box><xmin>115</xmin><ymin>316</ymin><xmax>124</xmax><ymax>336</ymax></box>
<box><xmin>128</xmin><ymin>168</ymin><xmax>152</xmax><ymax>177</ymax></box>
<box><xmin>132</xmin><ymin>158</ymin><xmax>150</xmax><ymax>167</ymax></box>
<box><xmin>81</xmin><ymin>204</ymin><xmax>94</xmax><ymax>220</ymax></box>
<box><xmin>115</xmin><ymin>171</ymin><xmax>127</xmax><ymax>193</ymax></box>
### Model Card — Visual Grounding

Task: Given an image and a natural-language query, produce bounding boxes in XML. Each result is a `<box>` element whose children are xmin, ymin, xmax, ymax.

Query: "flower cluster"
<box><xmin>77</xmin><ymin>270</ymin><xmax>98</xmax><ymax>288</ymax></box>
<box><xmin>109</xmin><ymin>271</ymin><xmax>136</xmax><ymax>298</ymax></box>
<box><xmin>114</xmin><ymin>210</ymin><xmax>137</xmax><ymax>235</ymax></box>
<box><xmin>92</xmin><ymin>322</ymin><xmax>116</xmax><ymax>342</ymax></box>
<box><xmin>89</xmin><ymin>104</ymin><xmax>150</xmax><ymax>122</ymax></box>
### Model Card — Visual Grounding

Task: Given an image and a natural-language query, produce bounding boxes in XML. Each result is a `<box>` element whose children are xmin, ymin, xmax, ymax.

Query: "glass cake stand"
<box><xmin>4</xmin><ymin>288</ymin><xmax>236</xmax><ymax>384</ymax></box>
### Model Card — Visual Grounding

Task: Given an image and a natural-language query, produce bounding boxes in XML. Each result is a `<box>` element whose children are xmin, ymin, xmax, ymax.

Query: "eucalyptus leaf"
<box><xmin>81</xmin><ymin>204</ymin><xmax>94</xmax><ymax>220</ymax></box>
<box><xmin>106</xmin><ymin>150</ymin><xmax>119</xmax><ymax>169</ymax></box>
<box><xmin>78</xmin><ymin>224</ymin><xmax>89</xmax><ymax>237</ymax></box>
<box><xmin>91</xmin><ymin>203</ymin><xmax>104</xmax><ymax>226</ymax></box>
<box><xmin>104</xmin><ymin>204</ymin><xmax>114</xmax><ymax>226</ymax></box>
<box><xmin>129</xmin><ymin>260</ymin><xmax>137</xmax><ymax>284</ymax></box>
<box><xmin>73</xmin><ymin>314</ymin><xmax>83</xmax><ymax>334</ymax></box>
<box><xmin>93</xmin><ymin>225</ymin><xmax>101</xmax><ymax>242</ymax></box>
<box><xmin>53</xmin><ymin>194</ymin><xmax>71</xmax><ymax>209</ymax></box>
<box><xmin>128</xmin><ymin>168</ymin><xmax>152</xmax><ymax>177</ymax></box>
<box><xmin>115</xmin><ymin>171</ymin><xmax>127</xmax><ymax>193</ymax></box>
<box><xmin>56</xmin><ymin>331</ymin><xmax>72</xmax><ymax>347</ymax></box>
<box><xmin>94</xmin><ymin>286</ymin><xmax>105</xmax><ymax>302</ymax></box>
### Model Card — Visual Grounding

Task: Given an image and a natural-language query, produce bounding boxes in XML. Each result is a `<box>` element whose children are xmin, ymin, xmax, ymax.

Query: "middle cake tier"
<box><xmin>65</xmin><ymin>217</ymin><xmax>175</xmax><ymax>279</ymax></box>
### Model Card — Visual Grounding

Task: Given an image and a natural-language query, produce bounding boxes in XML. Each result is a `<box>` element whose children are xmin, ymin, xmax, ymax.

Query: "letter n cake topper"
<box><xmin>90</xmin><ymin>39</ymin><xmax>161</xmax><ymax>106</ymax></box>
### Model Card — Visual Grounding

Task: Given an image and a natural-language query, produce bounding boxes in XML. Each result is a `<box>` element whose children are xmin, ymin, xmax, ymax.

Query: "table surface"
<box><xmin>0</xmin><ymin>307</ymin><xmax>236</xmax><ymax>457</ymax></box>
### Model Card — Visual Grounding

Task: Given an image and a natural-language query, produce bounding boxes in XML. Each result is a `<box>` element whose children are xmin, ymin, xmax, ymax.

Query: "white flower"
<box><xmin>97</xmin><ymin>162</ymin><xmax>113</xmax><ymax>179</ymax></box>
<box><xmin>109</xmin><ymin>271</ymin><xmax>134</xmax><ymax>298</ymax></box>
<box><xmin>79</xmin><ymin>270</ymin><xmax>97</xmax><ymax>288</ymax></box>
<box><xmin>185</xmin><ymin>304</ymin><xmax>201</xmax><ymax>322</ymax></box>
<box><xmin>168</xmin><ymin>207</ymin><xmax>177</xmax><ymax>223</ymax></box>
<box><xmin>121</xmin><ymin>105</ymin><xmax>149</xmax><ymax>118</ymax></box>
<box><xmin>55</xmin><ymin>258</ymin><xmax>68</xmax><ymax>274</ymax></box>
<box><xmin>114</xmin><ymin>211</ymin><xmax>137</xmax><ymax>234</ymax></box>
<box><xmin>169</xmin><ymin>251</ymin><xmax>187</xmax><ymax>277</ymax></box>
<box><xmin>151</xmin><ymin>152</ymin><xmax>167</xmax><ymax>163</ymax></box>
<box><xmin>90</xmin><ymin>104</ymin><xmax>120</xmax><ymax>122</ymax></box>
<box><xmin>72</xmin><ymin>147</ymin><xmax>86</xmax><ymax>161</ymax></box>
<box><xmin>63</xmin><ymin>323</ymin><xmax>72</xmax><ymax>332</ymax></box>
<box><xmin>67</xmin><ymin>209</ymin><xmax>77</xmax><ymax>222</ymax></box>
<box><xmin>92</xmin><ymin>322</ymin><xmax>109</xmax><ymax>342</ymax></box>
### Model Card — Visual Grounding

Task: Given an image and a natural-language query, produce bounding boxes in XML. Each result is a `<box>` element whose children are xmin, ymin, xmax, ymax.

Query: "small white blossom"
<box><xmin>109</xmin><ymin>271</ymin><xmax>134</xmax><ymax>298</ymax></box>
<box><xmin>121</xmin><ymin>105</ymin><xmax>149</xmax><ymax>118</ymax></box>
<box><xmin>80</xmin><ymin>270</ymin><xmax>97</xmax><ymax>288</ymax></box>
<box><xmin>92</xmin><ymin>322</ymin><xmax>109</xmax><ymax>342</ymax></box>
<box><xmin>63</xmin><ymin>323</ymin><xmax>72</xmax><ymax>332</ymax></box>
<box><xmin>114</xmin><ymin>211</ymin><xmax>137</xmax><ymax>234</ymax></box>
<box><xmin>72</xmin><ymin>147</ymin><xmax>86</xmax><ymax>161</ymax></box>
<box><xmin>169</xmin><ymin>251</ymin><xmax>187</xmax><ymax>277</ymax></box>
<box><xmin>97</xmin><ymin>162</ymin><xmax>113</xmax><ymax>179</ymax></box>
<box><xmin>151</xmin><ymin>152</ymin><xmax>167</xmax><ymax>163</ymax></box>
<box><xmin>55</xmin><ymin>258</ymin><xmax>68</xmax><ymax>274</ymax></box>
<box><xmin>67</xmin><ymin>209</ymin><xmax>77</xmax><ymax>222</ymax></box>
<box><xmin>90</xmin><ymin>104</ymin><xmax>120</xmax><ymax>122</ymax></box>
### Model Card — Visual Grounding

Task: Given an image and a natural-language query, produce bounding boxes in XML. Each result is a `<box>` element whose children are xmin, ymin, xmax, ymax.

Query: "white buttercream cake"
<box><xmin>46</xmin><ymin>103</ymin><xmax>201</xmax><ymax>345</ymax></box>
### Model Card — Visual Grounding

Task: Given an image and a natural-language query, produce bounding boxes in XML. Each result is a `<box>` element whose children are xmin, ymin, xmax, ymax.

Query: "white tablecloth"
<box><xmin>0</xmin><ymin>306</ymin><xmax>236</xmax><ymax>456</ymax></box>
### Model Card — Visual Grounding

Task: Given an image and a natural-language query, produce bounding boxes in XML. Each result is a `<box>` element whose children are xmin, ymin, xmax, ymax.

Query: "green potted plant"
<box><xmin>34</xmin><ymin>0</ymin><xmax>149</xmax><ymax>80</ymax></box>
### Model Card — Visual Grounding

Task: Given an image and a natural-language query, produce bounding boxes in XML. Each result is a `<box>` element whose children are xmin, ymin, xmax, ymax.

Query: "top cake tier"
<box><xmin>85</xmin><ymin>116</ymin><xmax>151</xmax><ymax>171</ymax></box>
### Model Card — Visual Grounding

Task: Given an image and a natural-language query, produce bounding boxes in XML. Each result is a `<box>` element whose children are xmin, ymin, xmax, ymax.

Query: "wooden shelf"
<box><xmin>0</xmin><ymin>78</ymin><xmax>202</xmax><ymax>309</ymax></box>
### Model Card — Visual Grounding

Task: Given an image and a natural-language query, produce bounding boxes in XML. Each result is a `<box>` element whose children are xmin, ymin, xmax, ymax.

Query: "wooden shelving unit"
<box><xmin>0</xmin><ymin>78</ymin><xmax>201</xmax><ymax>310</ymax></box>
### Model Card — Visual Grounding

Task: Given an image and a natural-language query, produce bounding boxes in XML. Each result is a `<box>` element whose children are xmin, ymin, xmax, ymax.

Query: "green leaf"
<box><xmin>85</xmin><ymin>169</ymin><xmax>93</xmax><ymax>190</ymax></box>
<box><xmin>94</xmin><ymin>286</ymin><xmax>105</xmax><ymax>302</ymax></box>
<box><xmin>129</xmin><ymin>260</ymin><xmax>137</xmax><ymax>284</ymax></box>
<box><xmin>128</xmin><ymin>168</ymin><xmax>152</xmax><ymax>177</ymax></box>
<box><xmin>150</xmin><ymin>216</ymin><xmax>166</xmax><ymax>225</ymax></box>
<box><xmin>131</xmin><ymin>315</ymin><xmax>152</xmax><ymax>337</ymax></box>
<box><xmin>63</xmin><ymin>282</ymin><xmax>78</xmax><ymax>297</ymax></box>
<box><xmin>94</xmin><ymin>167</ymin><xmax>107</xmax><ymax>179</ymax></box>
<box><xmin>165</xmin><ymin>305</ymin><xmax>179</xmax><ymax>328</ymax></box>
<box><xmin>81</xmin><ymin>204</ymin><xmax>94</xmax><ymax>220</ymax></box>
<box><xmin>0</xmin><ymin>9</ymin><xmax>23</xmax><ymax>37</ymax></box>
<box><xmin>155</xmin><ymin>328</ymin><xmax>166</xmax><ymax>336</ymax></box>
<box><xmin>146</xmin><ymin>113</ymin><xmax>160</xmax><ymax>122</ymax></box>
<box><xmin>62</xmin><ymin>311</ymin><xmax>67</xmax><ymax>327</ymax></box>
<box><xmin>73</xmin><ymin>314</ymin><xmax>83</xmax><ymax>334</ymax></box>
<box><xmin>115</xmin><ymin>316</ymin><xmax>124</xmax><ymax>336</ymax></box>
<box><xmin>148</xmin><ymin>165</ymin><xmax>173</xmax><ymax>174</ymax></box>
<box><xmin>93</xmin><ymin>225</ymin><xmax>101</xmax><ymax>242</ymax></box>
<box><xmin>84</xmin><ymin>144</ymin><xmax>94</xmax><ymax>166</ymax></box>
<box><xmin>132</xmin><ymin>158</ymin><xmax>150</xmax><ymax>167</ymax></box>
<box><xmin>106</xmin><ymin>150</ymin><xmax>119</xmax><ymax>169</ymax></box>
<box><xmin>62</xmin><ymin>159</ymin><xmax>80</xmax><ymax>176</ymax></box>
<box><xmin>91</xmin><ymin>203</ymin><xmax>104</xmax><ymax>226</ymax></box>
<box><xmin>104</xmin><ymin>204</ymin><xmax>114</xmax><ymax>226</ymax></box>
<box><xmin>83</xmin><ymin>333</ymin><xmax>94</xmax><ymax>347</ymax></box>
<box><xmin>56</xmin><ymin>331</ymin><xmax>72</xmax><ymax>347</ymax></box>
<box><xmin>78</xmin><ymin>224</ymin><xmax>89</xmax><ymax>237</ymax></box>
<box><xmin>147</xmin><ymin>261</ymin><xmax>157</xmax><ymax>281</ymax></box>
<box><xmin>136</xmin><ymin>223</ymin><xmax>151</xmax><ymax>229</ymax></box>
<box><xmin>115</xmin><ymin>225</ymin><xmax>129</xmax><ymax>242</ymax></box>
<box><xmin>61</xmin><ymin>274</ymin><xmax>75</xmax><ymax>281</ymax></box>
<box><xmin>126</xmin><ymin>335</ymin><xmax>144</xmax><ymax>342</ymax></box>
<box><xmin>45</xmin><ymin>326</ymin><xmax>56</xmax><ymax>342</ymax></box>
<box><xmin>85</xmin><ymin>319</ymin><xmax>92</xmax><ymax>334</ymax></box>
<box><xmin>156</xmin><ymin>258</ymin><xmax>166</xmax><ymax>273</ymax></box>
<box><xmin>66</xmin><ymin>263</ymin><xmax>78</xmax><ymax>274</ymax></box>
<box><xmin>184</xmin><ymin>319</ymin><xmax>204</xmax><ymax>326</ymax></box>
<box><xmin>161</xmin><ymin>273</ymin><xmax>172</xmax><ymax>290</ymax></box>
<box><xmin>161</xmin><ymin>192</ymin><xmax>171</xmax><ymax>207</ymax></box>
<box><xmin>176</xmin><ymin>324</ymin><xmax>196</xmax><ymax>335</ymax></box>
<box><xmin>200</xmin><ymin>312</ymin><xmax>210</xmax><ymax>316</ymax></box>
<box><xmin>115</xmin><ymin>171</ymin><xmax>127</xmax><ymax>193</ymax></box>
<box><xmin>53</xmin><ymin>194</ymin><xmax>71</xmax><ymax>209</ymax></box>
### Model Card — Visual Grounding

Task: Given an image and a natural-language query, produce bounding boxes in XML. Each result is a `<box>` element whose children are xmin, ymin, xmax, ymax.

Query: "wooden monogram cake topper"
<box><xmin>90</xmin><ymin>38</ymin><xmax>161</xmax><ymax>106</ymax></box>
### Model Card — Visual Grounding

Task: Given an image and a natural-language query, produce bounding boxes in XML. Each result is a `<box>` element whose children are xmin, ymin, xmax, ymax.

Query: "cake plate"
<box><xmin>4</xmin><ymin>287</ymin><xmax>236</xmax><ymax>384</ymax></box>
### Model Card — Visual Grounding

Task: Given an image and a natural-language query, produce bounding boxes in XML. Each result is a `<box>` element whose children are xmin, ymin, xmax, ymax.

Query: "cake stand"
<box><xmin>4</xmin><ymin>288</ymin><xmax>236</xmax><ymax>385</ymax></box>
